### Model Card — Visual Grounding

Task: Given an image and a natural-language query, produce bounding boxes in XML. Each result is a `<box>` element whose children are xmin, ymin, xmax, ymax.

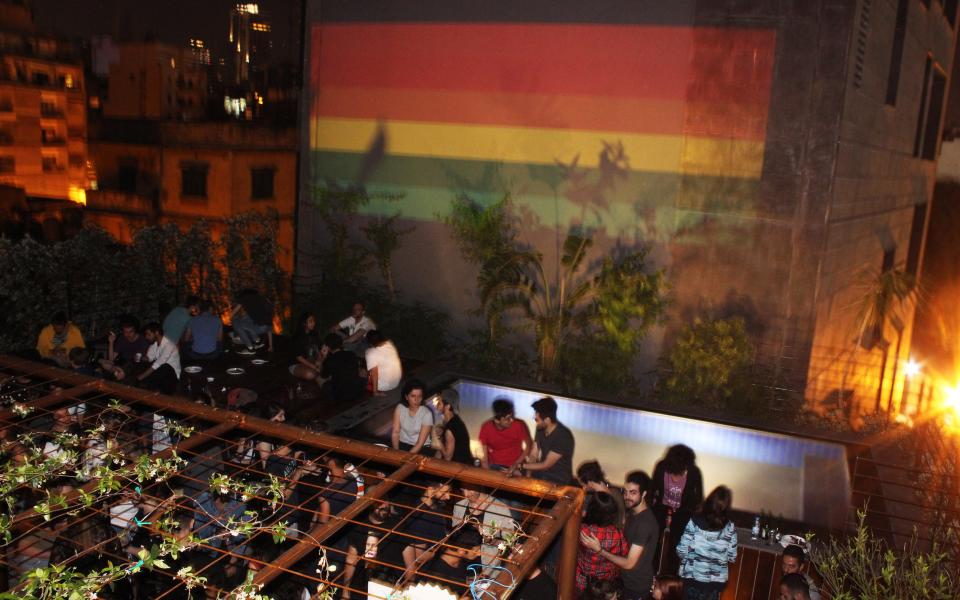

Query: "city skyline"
<box><xmin>32</xmin><ymin>0</ymin><xmax>302</xmax><ymax>66</ymax></box>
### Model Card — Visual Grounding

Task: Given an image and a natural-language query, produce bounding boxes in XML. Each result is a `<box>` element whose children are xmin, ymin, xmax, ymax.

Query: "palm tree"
<box><xmin>850</xmin><ymin>268</ymin><xmax>918</xmax><ymax>413</ymax></box>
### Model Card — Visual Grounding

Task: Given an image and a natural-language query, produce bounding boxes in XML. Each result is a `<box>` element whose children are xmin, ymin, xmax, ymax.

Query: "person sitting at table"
<box><xmin>137</xmin><ymin>322</ymin><xmax>181</xmax><ymax>395</ymax></box>
<box><xmin>162</xmin><ymin>295</ymin><xmax>200</xmax><ymax>346</ymax></box>
<box><xmin>68</xmin><ymin>347</ymin><xmax>99</xmax><ymax>378</ymax></box>
<box><xmin>364</xmin><ymin>329</ymin><xmax>402</xmax><ymax>394</ymax></box>
<box><xmin>330</xmin><ymin>301</ymin><xmax>375</xmax><ymax>355</ymax></box>
<box><xmin>432</xmin><ymin>389</ymin><xmax>473</xmax><ymax>465</ymax></box>
<box><xmin>183</xmin><ymin>300</ymin><xmax>223</xmax><ymax>360</ymax></box>
<box><xmin>420</xmin><ymin>527</ymin><xmax>482</xmax><ymax>596</ymax></box>
<box><xmin>289</xmin><ymin>312</ymin><xmax>321</xmax><ymax>381</ymax></box>
<box><xmin>391</xmin><ymin>378</ymin><xmax>434</xmax><ymax>454</ymax></box>
<box><xmin>478</xmin><ymin>397</ymin><xmax>530</xmax><ymax>473</ymax></box>
<box><xmin>231</xmin><ymin>288</ymin><xmax>273</xmax><ymax>352</ymax></box>
<box><xmin>36</xmin><ymin>311</ymin><xmax>85</xmax><ymax>367</ymax></box>
<box><xmin>780</xmin><ymin>544</ymin><xmax>821</xmax><ymax>600</ymax></box>
<box><xmin>98</xmin><ymin>315</ymin><xmax>149</xmax><ymax>373</ymax></box>
<box><xmin>319</xmin><ymin>333</ymin><xmax>366</xmax><ymax>404</ymax></box>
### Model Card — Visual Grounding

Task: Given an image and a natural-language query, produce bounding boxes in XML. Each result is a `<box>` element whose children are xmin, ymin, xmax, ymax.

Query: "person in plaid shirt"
<box><xmin>576</xmin><ymin>491</ymin><xmax>628</xmax><ymax>592</ymax></box>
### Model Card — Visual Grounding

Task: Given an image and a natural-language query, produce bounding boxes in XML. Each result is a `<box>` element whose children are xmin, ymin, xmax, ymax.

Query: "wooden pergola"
<box><xmin>0</xmin><ymin>355</ymin><xmax>583</xmax><ymax>599</ymax></box>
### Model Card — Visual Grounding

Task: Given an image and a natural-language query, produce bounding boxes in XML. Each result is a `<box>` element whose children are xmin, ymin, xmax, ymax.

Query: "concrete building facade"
<box><xmin>0</xmin><ymin>0</ymin><xmax>88</xmax><ymax>202</ymax></box>
<box><xmin>299</xmin><ymin>0</ymin><xmax>956</xmax><ymax>414</ymax></box>
<box><xmin>87</xmin><ymin>120</ymin><xmax>297</xmax><ymax>275</ymax></box>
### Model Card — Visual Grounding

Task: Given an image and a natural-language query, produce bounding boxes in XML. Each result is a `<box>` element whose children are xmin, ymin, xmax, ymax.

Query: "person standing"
<box><xmin>580</xmin><ymin>470</ymin><xmax>659</xmax><ymax>600</ymax></box>
<box><xmin>478</xmin><ymin>398</ymin><xmax>531</xmax><ymax>473</ymax></box>
<box><xmin>521</xmin><ymin>397</ymin><xmax>574</xmax><ymax>485</ymax></box>
<box><xmin>575</xmin><ymin>491</ymin><xmax>627</xmax><ymax>593</ymax></box>
<box><xmin>676</xmin><ymin>486</ymin><xmax>738</xmax><ymax>600</ymax></box>
<box><xmin>432</xmin><ymin>389</ymin><xmax>473</xmax><ymax>465</ymax></box>
<box><xmin>651</xmin><ymin>444</ymin><xmax>704</xmax><ymax>561</ymax></box>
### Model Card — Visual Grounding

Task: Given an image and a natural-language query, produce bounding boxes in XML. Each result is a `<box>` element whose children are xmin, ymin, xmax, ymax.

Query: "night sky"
<box><xmin>31</xmin><ymin>0</ymin><xmax>302</xmax><ymax>64</ymax></box>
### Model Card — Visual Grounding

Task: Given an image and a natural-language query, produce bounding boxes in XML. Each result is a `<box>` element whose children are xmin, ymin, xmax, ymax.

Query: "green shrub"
<box><xmin>659</xmin><ymin>317</ymin><xmax>755</xmax><ymax>410</ymax></box>
<box><xmin>812</xmin><ymin>511</ymin><xmax>960</xmax><ymax>600</ymax></box>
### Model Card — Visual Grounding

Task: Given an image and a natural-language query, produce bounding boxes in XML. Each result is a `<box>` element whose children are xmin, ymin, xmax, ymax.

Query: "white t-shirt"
<box><xmin>395</xmin><ymin>404</ymin><xmax>434</xmax><ymax>447</ymax></box>
<box><xmin>365</xmin><ymin>341</ymin><xmax>402</xmax><ymax>391</ymax></box>
<box><xmin>147</xmin><ymin>336</ymin><xmax>181</xmax><ymax>378</ymax></box>
<box><xmin>338</xmin><ymin>315</ymin><xmax>376</xmax><ymax>337</ymax></box>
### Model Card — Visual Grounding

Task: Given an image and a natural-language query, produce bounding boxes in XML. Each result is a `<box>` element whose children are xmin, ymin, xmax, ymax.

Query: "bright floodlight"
<box><xmin>903</xmin><ymin>357</ymin><xmax>921</xmax><ymax>378</ymax></box>
<box><xmin>943</xmin><ymin>384</ymin><xmax>960</xmax><ymax>416</ymax></box>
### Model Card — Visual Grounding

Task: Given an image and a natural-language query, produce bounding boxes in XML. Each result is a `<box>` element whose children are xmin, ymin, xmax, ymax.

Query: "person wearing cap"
<box><xmin>432</xmin><ymin>389</ymin><xmax>473</xmax><ymax>465</ymax></box>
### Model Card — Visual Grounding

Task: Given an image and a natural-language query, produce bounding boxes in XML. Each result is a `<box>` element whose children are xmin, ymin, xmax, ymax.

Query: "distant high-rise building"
<box><xmin>188</xmin><ymin>39</ymin><xmax>211</xmax><ymax>67</ymax></box>
<box><xmin>103</xmin><ymin>42</ymin><xmax>208</xmax><ymax>121</ymax></box>
<box><xmin>228</xmin><ymin>3</ymin><xmax>271</xmax><ymax>86</ymax></box>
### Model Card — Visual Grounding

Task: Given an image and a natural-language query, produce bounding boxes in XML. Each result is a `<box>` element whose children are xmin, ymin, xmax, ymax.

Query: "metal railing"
<box><xmin>0</xmin><ymin>355</ymin><xmax>583</xmax><ymax>599</ymax></box>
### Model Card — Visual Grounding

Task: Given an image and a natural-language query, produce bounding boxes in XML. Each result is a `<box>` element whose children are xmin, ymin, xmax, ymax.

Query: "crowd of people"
<box><xmin>14</xmin><ymin>298</ymin><xmax>822</xmax><ymax>600</ymax></box>
<box><xmin>383</xmin><ymin>387</ymin><xmax>820</xmax><ymax>600</ymax></box>
<box><xmin>30</xmin><ymin>296</ymin><xmax>404</xmax><ymax>405</ymax></box>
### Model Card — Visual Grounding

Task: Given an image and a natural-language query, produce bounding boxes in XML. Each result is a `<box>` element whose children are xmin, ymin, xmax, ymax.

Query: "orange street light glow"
<box><xmin>903</xmin><ymin>357</ymin><xmax>921</xmax><ymax>378</ymax></box>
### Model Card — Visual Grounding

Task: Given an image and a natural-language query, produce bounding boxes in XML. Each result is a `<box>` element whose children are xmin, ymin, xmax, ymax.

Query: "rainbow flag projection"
<box><xmin>307</xmin><ymin>8</ymin><xmax>776</xmax><ymax>234</ymax></box>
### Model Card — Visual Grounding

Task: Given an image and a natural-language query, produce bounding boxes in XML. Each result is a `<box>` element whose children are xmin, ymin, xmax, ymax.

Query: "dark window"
<box><xmin>31</xmin><ymin>71</ymin><xmax>50</xmax><ymax>86</ymax></box>
<box><xmin>0</xmin><ymin>97</ymin><xmax>12</xmax><ymax>112</ymax></box>
<box><xmin>0</xmin><ymin>128</ymin><xmax>12</xmax><ymax>145</ymax></box>
<box><xmin>181</xmin><ymin>162</ymin><xmax>208</xmax><ymax>198</ymax></box>
<box><xmin>905</xmin><ymin>203</ymin><xmax>927</xmax><ymax>276</ymax></box>
<box><xmin>914</xmin><ymin>56</ymin><xmax>933</xmax><ymax>157</ymax></box>
<box><xmin>885</xmin><ymin>0</ymin><xmax>909</xmax><ymax>105</ymax></box>
<box><xmin>0</xmin><ymin>156</ymin><xmax>13</xmax><ymax>173</ymax></box>
<box><xmin>921</xmin><ymin>68</ymin><xmax>947</xmax><ymax>160</ymax></box>
<box><xmin>68</xmin><ymin>154</ymin><xmax>84</xmax><ymax>169</ymax></box>
<box><xmin>118</xmin><ymin>158</ymin><xmax>138</xmax><ymax>193</ymax></box>
<box><xmin>251</xmin><ymin>167</ymin><xmax>275</xmax><ymax>200</ymax></box>
<box><xmin>41</xmin><ymin>156</ymin><xmax>58</xmax><ymax>172</ymax></box>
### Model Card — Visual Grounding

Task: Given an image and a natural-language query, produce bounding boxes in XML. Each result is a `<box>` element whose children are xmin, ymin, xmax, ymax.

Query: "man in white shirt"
<box><xmin>364</xmin><ymin>330</ymin><xmax>401</xmax><ymax>394</ymax></box>
<box><xmin>138</xmin><ymin>322</ymin><xmax>181</xmax><ymax>394</ymax></box>
<box><xmin>331</xmin><ymin>301</ymin><xmax>376</xmax><ymax>354</ymax></box>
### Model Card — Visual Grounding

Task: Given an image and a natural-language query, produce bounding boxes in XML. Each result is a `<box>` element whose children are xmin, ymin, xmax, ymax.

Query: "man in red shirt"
<box><xmin>478</xmin><ymin>398</ymin><xmax>531</xmax><ymax>473</ymax></box>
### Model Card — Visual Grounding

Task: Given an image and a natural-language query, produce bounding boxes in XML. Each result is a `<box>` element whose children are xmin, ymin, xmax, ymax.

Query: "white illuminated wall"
<box><xmin>452</xmin><ymin>381</ymin><xmax>850</xmax><ymax>529</ymax></box>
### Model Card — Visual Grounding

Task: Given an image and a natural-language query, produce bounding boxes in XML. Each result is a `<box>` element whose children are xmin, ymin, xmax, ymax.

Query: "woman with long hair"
<box><xmin>576</xmin><ymin>491</ymin><xmax>628</xmax><ymax>594</ymax></box>
<box><xmin>651</xmin><ymin>444</ymin><xmax>704</xmax><ymax>555</ymax></box>
<box><xmin>289</xmin><ymin>311</ymin><xmax>321</xmax><ymax>381</ymax></box>
<box><xmin>676</xmin><ymin>486</ymin><xmax>738</xmax><ymax>600</ymax></box>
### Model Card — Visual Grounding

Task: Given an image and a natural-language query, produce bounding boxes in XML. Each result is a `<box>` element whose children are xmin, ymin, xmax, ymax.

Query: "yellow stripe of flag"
<box><xmin>310</xmin><ymin>117</ymin><xmax>764</xmax><ymax>179</ymax></box>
